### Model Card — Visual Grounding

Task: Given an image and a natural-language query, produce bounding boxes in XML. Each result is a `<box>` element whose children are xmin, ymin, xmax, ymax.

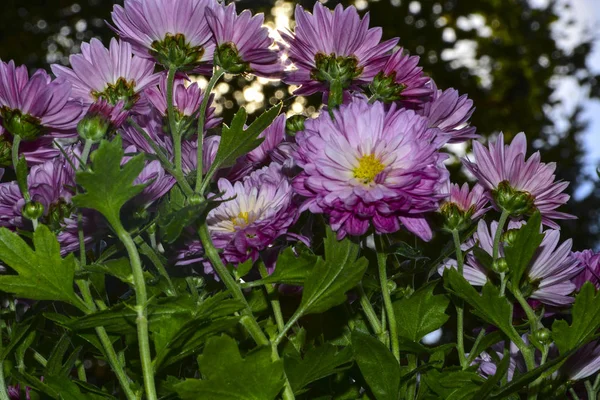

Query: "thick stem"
<box><xmin>166</xmin><ymin>66</ymin><xmax>183</xmax><ymax>178</ymax></box>
<box><xmin>451</xmin><ymin>229</ymin><xmax>468</xmax><ymax>368</ymax></box>
<box><xmin>377</xmin><ymin>237</ymin><xmax>399</xmax><ymax>361</ymax></box>
<box><xmin>11</xmin><ymin>134</ymin><xmax>21</xmax><ymax>173</ymax></box>
<box><xmin>493</xmin><ymin>210</ymin><xmax>510</xmax><ymax>296</ymax></box>
<box><xmin>357</xmin><ymin>283</ymin><xmax>383</xmax><ymax>336</ymax></box>
<box><xmin>111</xmin><ymin>218</ymin><xmax>157</xmax><ymax>400</ymax></box>
<box><xmin>195</xmin><ymin>69</ymin><xmax>225</xmax><ymax>193</ymax></box>
<box><xmin>80</xmin><ymin>140</ymin><xmax>94</xmax><ymax>168</ymax></box>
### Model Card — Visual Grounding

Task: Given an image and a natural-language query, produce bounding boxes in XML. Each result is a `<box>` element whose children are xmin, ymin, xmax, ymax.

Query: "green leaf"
<box><xmin>296</xmin><ymin>227</ymin><xmax>368</xmax><ymax>316</ymax></box>
<box><xmin>552</xmin><ymin>282</ymin><xmax>600</xmax><ymax>353</ymax></box>
<box><xmin>0</xmin><ymin>316</ymin><xmax>38</xmax><ymax>361</ymax></box>
<box><xmin>504</xmin><ymin>211</ymin><xmax>544</xmax><ymax>287</ymax></box>
<box><xmin>73</xmin><ymin>137</ymin><xmax>146</xmax><ymax>223</ymax></box>
<box><xmin>388</xmin><ymin>241</ymin><xmax>428</xmax><ymax>261</ymax></box>
<box><xmin>422</xmin><ymin>369</ymin><xmax>485</xmax><ymax>400</ymax></box>
<box><xmin>234</xmin><ymin>259</ymin><xmax>254</xmax><ymax>280</ymax></box>
<box><xmin>444</xmin><ymin>268</ymin><xmax>520</xmax><ymax>343</ymax></box>
<box><xmin>393</xmin><ymin>281</ymin><xmax>449</xmax><ymax>342</ymax></box>
<box><xmin>284</xmin><ymin>343</ymin><xmax>353</xmax><ymax>394</ymax></box>
<box><xmin>158</xmin><ymin>200</ymin><xmax>207</xmax><ymax>244</ymax></box>
<box><xmin>262</xmin><ymin>247</ymin><xmax>317</xmax><ymax>286</ymax></box>
<box><xmin>473</xmin><ymin>247</ymin><xmax>494</xmax><ymax>272</ymax></box>
<box><xmin>0</xmin><ymin>225</ymin><xmax>83</xmax><ymax>307</ymax></box>
<box><xmin>352</xmin><ymin>330</ymin><xmax>400</xmax><ymax>400</ymax></box>
<box><xmin>208</xmin><ymin>103</ymin><xmax>282</xmax><ymax>173</ymax></box>
<box><xmin>174</xmin><ymin>335</ymin><xmax>285</xmax><ymax>400</ymax></box>
<box><xmin>44</xmin><ymin>334</ymin><xmax>71</xmax><ymax>376</ymax></box>
<box><xmin>85</xmin><ymin>258</ymin><xmax>133</xmax><ymax>285</ymax></box>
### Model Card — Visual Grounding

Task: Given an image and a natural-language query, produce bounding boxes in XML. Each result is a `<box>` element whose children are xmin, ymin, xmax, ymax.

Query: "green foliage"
<box><xmin>352</xmin><ymin>330</ymin><xmax>401</xmax><ymax>400</ymax></box>
<box><xmin>262</xmin><ymin>247</ymin><xmax>318</xmax><ymax>286</ymax></box>
<box><xmin>174</xmin><ymin>335</ymin><xmax>285</xmax><ymax>400</ymax></box>
<box><xmin>504</xmin><ymin>211</ymin><xmax>544</xmax><ymax>287</ymax></box>
<box><xmin>0</xmin><ymin>225</ymin><xmax>83</xmax><ymax>307</ymax></box>
<box><xmin>284</xmin><ymin>343</ymin><xmax>353</xmax><ymax>394</ymax></box>
<box><xmin>393</xmin><ymin>281</ymin><xmax>449</xmax><ymax>342</ymax></box>
<box><xmin>422</xmin><ymin>369</ymin><xmax>485</xmax><ymax>400</ymax></box>
<box><xmin>295</xmin><ymin>227</ymin><xmax>368</xmax><ymax>316</ymax></box>
<box><xmin>73</xmin><ymin>137</ymin><xmax>146</xmax><ymax>224</ymax></box>
<box><xmin>552</xmin><ymin>282</ymin><xmax>600</xmax><ymax>353</ymax></box>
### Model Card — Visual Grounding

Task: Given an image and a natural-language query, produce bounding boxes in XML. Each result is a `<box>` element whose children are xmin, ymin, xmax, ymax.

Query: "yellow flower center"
<box><xmin>353</xmin><ymin>154</ymin><xmax>385</xmax><ymax>184</ymax></box>
<box><xmin>231</xmin><ymin>211</ymin><xmax>250</xmax><ymax>229</ymax></box>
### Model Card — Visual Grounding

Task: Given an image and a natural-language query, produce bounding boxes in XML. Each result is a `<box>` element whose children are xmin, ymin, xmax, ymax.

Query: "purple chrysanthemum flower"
<box><xmin>293</xmin><ymin>99</ymin><xmax>446</xmax><ymax>241</ymax></box>
<box><xmin>418</xmin><ymin>80</ymin><xmax>477</xmax><ymax>144</ymax></box>
<box><xmin>0</xmin><ymin>60</ymin><xmax>82</xmax><ymax>140</ymax></box>
<box><xmin>572</xmin><ymin>250</ymin><xmax>600</xmax><ymax>290</ymax></box>
<box><xmin>463</xmin><ymin>132</ymin><xmax>575</xmax><ymax>228</ymax></box>
<box><xmin>561</xmin><ymin>341</ymin><xmax>600</xmax><ymax>381</ymax></box>
<box><xmin>110</xmin><ymin>0</ymin><xmax>216</xmax><ymax>71</ymax></box>
<box><xmin>7</xmin><ymin>384</ymin><xmax>31</xmax><ymax>400</ymax></box>
<box><xmin>370</xmin><ymin>48</ymin><xmax>431</xmax><ymax>105</ymax></box>
<box><xmin>144</xmin><ymin>75</ymin><xmax>220</xmax><ymax>132</ymax></box>
<box><xmin>131</xmin><ymin>156</ymin><xmax>176</xmax><ymax>209</ymax></box>
<box><xmin>206</xmin><ymin>3</ymin><xmax>282</xmax><ymax>77</ymax></box>
<box><xmin>439</xmin><ymin>219</ymin><xmax>582</xmax><ymax>306</ymax></box>
<box><xmin>439</xmin><ymin>181</ymin><xmax>490</xmax><ymax>230</ymax></box>
<box><xmin>57</xmin><ymin>210</ymin><xmax>107</xmax><ymax>255</ymax></box>
<box><xmin>0</xmin><ymin>155</ymin><xmax>75</xmax><ymax>230</ymax></box>
<box><xmin>51</xmin><ymin>38</ymin><xmax>160</xmax><ymax>114</ymax></box>
<box><xmin>281</xmin><ymin>3</ymin><xmax>398</xmax><ymax>95</ymax></box>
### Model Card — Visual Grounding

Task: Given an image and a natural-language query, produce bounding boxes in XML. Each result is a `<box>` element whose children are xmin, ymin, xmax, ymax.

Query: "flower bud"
<box><xmin>493</xmin><ymin>258</ymin><xmax>509</xmax><ymax>274</ymax></box>
<box><xmin>440</xmin><ymin>202</ymin><xmax>472</xmax><ymax>232</ymax></box>
<box><xmin>369</xmin><ymin>71</ymin><xmax>406</xmax><ymax>103</ymax></box>
<box><xmin>501</xmin><ymin>229</ymin><xmax>520</xmax><ymax>247</ymax></box>
<box><xmin>78</xmin><ymin>114</ymin><xmax>110</xmax><ymax>142</ymax></box>
<box><xmin>286</xmin><ymin>115</ymin><xmax>306</xmax><ymax>136</ymax></box>
<box><xmin>0</xmin><ymin>136</ymin><xmax>12</xmax><ymax>167</ymax></box>
<box><xmin>312</xmin><ymin>53</ymin><xmax>361</xmax><ymax>88</ymax></box>
<box><xmin>22</xmin><ymin>201</ymin><xmax>44</xmax><ymax>221</ymax></box>
<box><xmin>214</xmin><ymin>43</ymin><xmax>249</xmax><ymax>74</ymax></box>
<box><xmin>0</xmin><ymin>108</ymin><xmax>43</xmax><ymax>141</ymax></box>
<box><xmin>533</xmin><ymin>328</ymin><xmax>551</xmax><ymax>345</ymax></box>
<box><xmin>492</xmin><ymin>181</ymin><xmax>535</xmax><ymax>217</ymax></box>
<box><xmin>151</xmin><ymin>33</ymin><xmax>206</xmax><ymax>70</ymax></box>
<box><xmin>387</xmin><ymin>280</ymin><xmax>397</xmax><ymax>292</ymax></box>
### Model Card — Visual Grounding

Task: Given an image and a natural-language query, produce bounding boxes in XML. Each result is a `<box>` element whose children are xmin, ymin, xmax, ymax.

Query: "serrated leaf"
<box><xmin>0</xmin><ymin>225</ymin><xmax>83</xmax><ymax>307</ymax></box>
<box><xmin>85</xmin><ymin>258</ymin><xmax>133</xmax><ymax>284</ymax></box>
<box><xmin>174</xmin><ymin>335</ymin><xmax>285</xmax><ymax>400</ymax></box>
<box><xmin>352</xmin><ymin>330</ymin><xmax>400</xmax><ymax>400</ymax></box>
<box><xmin>284</xmin><ymin>343</ymin><xmax>353</xmax><ymax>394</ymax></box>
<box><xmin>208</xmin><ymin>103</ymin><xmax>282</xmax><ymax>173</ymax></box>
<box><xmin>388</xmin><ymin>241</ymin><xmax>428</xmax><ymax>261</ymax></box>
<box><xmin>552</xmin><ymin>282</ymin><xmax>600</xmax><ymax>354</ymax></box>
<box><xmin>505</xmin><ymin>211</ymin><xmax>544</xmax><ymax>287</ymax></box>
<box><xmin>234</xmin><ymin>259</ymin><xmax>254</xmax><ymax>280</ymax></box>
<box><xmin>262</xmin><ymin>247</ymin><xmax>317</xmax><ymax>286</ymax></box>
<box><xmin>393</xmin><ymin>281</ymin><xmax>449</xmax><ymax>342</ymax></box>
<box><xmin>423</xmin><ymin>369</ymin><xmax>485</xmax><ymax>400</ymax></box>
<box><xmin>158</xmin><ymin>202</ymin><xmax>208</xmax><ymax>244</ymax></box>
<box><xmin>444</xmin><ymin>268</ymin><xmax>520</xmax><ymax>344</ymax></box>
<box><xmin>73</xmin><ymin>137</ymin><xmax>146</xmax><ymax>223</ymax></box>
<box><xmin>295</xmin><ymin>227</ymin><xmax>368</xmax><ymax>316</ymax></box>
<box><xmin>44</xmin><ymin>334</ymin><xmax>71</xmax><ymax>376</ymax></box>
<box><xmin>1</xmin><ymin>316</ymin><xmax>38</xmax><ymax>361</ymax></box>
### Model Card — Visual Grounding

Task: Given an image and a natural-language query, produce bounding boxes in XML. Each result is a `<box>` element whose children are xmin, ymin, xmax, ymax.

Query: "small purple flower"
<box><xmin>57</xmin><ymin>211</ymin><xmax>107</xmax><ymax>255</ymax></box>
<box><xmin>439</xmin><ymin>219</ymin><xmax>582</xmax><ymax>306</ymax></box>
<box><xmin>0</xmin><ymin>61</ymin><xmax>82</xmax><ymax>140</ymax></box>
<box><xmin>418</xmin><ymin>80</ymin><xmax>477</xmax><ymax>144</ymax></box>
<box><xmin>370</xmin><ymin>48</ymin><xmax>432</xmax><ymax>105</ymax></box>
<box><xmin>110</xmin><ymin>0</ymin><xmax>216</xmax><ymax>70</ymax></box>
<box><xmin>206</xmin><ymin>3</ymin><xmax>282</xmax><ymax>77</ymax></box>
<box><xmin>463</xmin><ymin>132</ymin><xmax>574</xmax><ymax>228</ymax></box>
<box><xmin>132</xmin><ymin>157</ymin><xmax>176</xmax><ymax>209</ymax></box>
<box><xmin>572</xmin><ymin>250</ymin><xmax>600</xmax><ymax>290</ymax></box>
<box><xmin>293</xmin><ymin>98</ymin><xmax>446</xmax><ymax>241</ymax></box>
<box><xmin>439</xmin><ymin>181</ymin><xmax>490</xmax><ymax>230</ymax></box>
<box><xmin>7</xmin><ymin>384</ymin><xmax>31</xmax><ymax>400</ymax></box>
<box><xmin>144</xmin><ymin>75</ymin><xmax>220</xmax><ymax>131</ymax></box>
<box><xmin>281</xmin><ymin>3</ymin><xmax>398</xmax><ymax>95</ymax></box>
<box><xmin>51</xmin><ymin>38</ymin><xmax>160</xmax><ymax>114</ymax></box>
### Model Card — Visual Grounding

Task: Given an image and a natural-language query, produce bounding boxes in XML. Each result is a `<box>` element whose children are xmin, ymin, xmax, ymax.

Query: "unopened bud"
<box><xmin>534</xmin><ymin>328</ymin><xmax>551</xmax><ymax>345</ymax></box>
<box><xmin>502</xmin><ymin>229</ymin><xmax>520</xmax><ymax>247</ymax></box>
<box><xmin>1</xmin><ymin>108</ymin><xmax>43</xmax><ymax>141</ymax></box>
<box><xmin>286</xmin><ymin>115</ymin><xmax>306</xmax><ymax>136</ymax></box>
<box><xmin>492</xmin><ymin>181</ymin><xmax>535</xmax><ymax>217</ymax></box>
<box><xmin>78</xmin><ymin>114</ymin><xmax>110</xmax><ymax>142</ymax></box>
<box><xmin>493</xmin><ymin>258</ymin><xmax>509</xmax><ymax>274</ymax></box>
<box><xmin>22</xmin><ymin>201</ymin><xmax>44</xmax><ymax>221</ymax></box>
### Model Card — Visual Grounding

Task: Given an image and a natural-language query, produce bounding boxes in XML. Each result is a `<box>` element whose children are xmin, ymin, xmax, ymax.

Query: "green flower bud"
<box><xmin>533</xmin><ymin>328</ymin><xmax>551</xmax><ymax>345</ymax></box>
<box><xmin>493</xmin><ymin>258</ymin><xmax>509</xmax><ymax>274</ymax></box>
<box><xmin>0</xmin><ymin>108</ymin><xmax>43</xmax><ymax>141</ymax></box>
<box><xmin>311</xmin><ymin>53</ymin><xmax>363</xmax><ymax>88</ymax></box>
<box><xmin>492</xmin><ymin>181</ymin><xmax>535</xmax><ymax>217</ymax></box>
<box><xmin>151</xmin><ymin>33</ymin><xmax>206</xmax><ymax>70</ymax></box>
<box><xmin>440</xmin><ymin>202</ymin><xmax>473</xmax><ymax>232</ymax></box>
<box><xmin>214</xmin><ymin>42</ymin><xmax>249</xmax><ymax>74</ymax></box>
<box><xmin>369</xmin><ymin>71</ymin><xmax>407</xmax><ymax>103</ymax></box>
<box><xmin>22</xmin><ymin>201</ymin><xmax>44</xmax><ymax>221</ymax></box>
<box><xmin>286</xmin><ymin>115</ymin><xmax>306</xmax><ymax>136</ymax></box>
<box><xmin>78</xmin><ymin>114</ymin><xmax>110</xmax><ymax>142</ymax></box>
<box><xmin>501</xmin><ymin>229</ymin><xmax>520</xmax><ymax>247</ymax></box>
<box><xmin>387</xmin><ymin>280</ymin><xmax>397</xmax><ymax>292</ymax></box>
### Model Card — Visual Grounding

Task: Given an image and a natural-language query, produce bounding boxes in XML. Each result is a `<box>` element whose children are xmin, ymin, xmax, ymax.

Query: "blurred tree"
<box><xmin>1</xmin><ymin>0</ymin><xmax>598</xmax><ymax>248</ymax></box>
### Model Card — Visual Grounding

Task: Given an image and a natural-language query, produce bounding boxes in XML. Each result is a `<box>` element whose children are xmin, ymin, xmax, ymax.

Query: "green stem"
<box><xmin>198</xmin><ymin>224</ymin><xmax>295</xmax><ymax>400</ymax></box>
<box><xmin>166</xmin><ymin>66</ymin><xmax>183</xmax><ymax>177</ymax></box>
<box><xmin>451</xmin><ymin>229</ymin><xmax>468</xmax><ymax>368</ymax></box>
<box><xmin>76</xmin><ymin>359</ymin><xmax>87</xmax><ymax>381</ymax></box>
<box><xmin>512</xmin><ymin>287</ymin><xmax>540</xmax><ymax>335</ymax></box>
<box><xmin>80</xmin><ymin>139</ymin><xmax>94</xmax><ymax>168</ymax></box>
<box><xmin>465</xmin><ymin>328</ymin><xmax>486</xmax><ymax>366</ymax></box>
<box><xmin>406</xmin><ymin>354</ymin><xmax>417</xmax><ymax>399</ymax></box>
<box><xmin>11</xmin><ymin>134</ymin><xmax>21</xmax><ymax>173</ymax></box>
<box><xmin>195</xmin><ymin>68</ymin><xmax>225</xmax><ymax>193</ymax></box>
<box><xmin>585</xmin><ymin>380</ymin><xmax>594</xmax><ymax>400</ymax></box>
<box><xmin>493</xmin><ymin>210</ymin><xmax>510</xmax><ymax>296</ymax></box>
<box><xmin>111</xmin><ymin>217</ymin><xmax>157</xmax><ymax>400</ymax></box>
<box><xmin>0</xmin><ymin>320</ymin><xmax>10</xmax><ymax>400</ymax></box>
<box><xmin>259</xmin><ymin>263</ymin><xmax>285</xmax><ymax>333</ymax></box>
<box><xmin>377</xmin><ymin>236</ymin><xmax>399</xmax><ymax>361</ymax></box>
<box><xmin>31</xmin><ymin>349</ymin><xmax>47</xmax><ymax>366</ymax></box>
<box><xmin>569</xmin><ymin>388</ymin><xmax>581</xmax><ymax>400</ymax></box>
<box><xmin>357</xmin><ymin>283</ymin><xmax>383</xmax><ymax>336</ymax></box>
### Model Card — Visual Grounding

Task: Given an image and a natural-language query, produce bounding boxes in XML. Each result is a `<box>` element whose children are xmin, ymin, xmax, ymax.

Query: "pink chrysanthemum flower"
<box><xmin>463</xmin><ymin>132</ymin><xmax>575</xmax><ymax>228</ymax></box>
<box><xmin>439</xmin><ymin>181</ymin><xmax>490</xmax><ymax>230</ymax></box>
<box><xmin>418</xmin><ymin>80</ymin><xmax>477</xmax><ymax>144</ymax></box>
<box><xmin>293</xmin><ymin>98</ymin><xmax>447</xmax><ymax>241</ymax></box>
<box><xmin>439</xmin><ymin>219</ymin><xmax>582</xmax><ymax>306</ymax></box>
<box><xmin>370</xmin><ymin>48</ymin><xmax>432</xmax><ymax>105</ymax></box>
<box><xmin>0</xmin><ymin>60</ymin><xmax>82</xmax><ymax>140</ymax></box>
<box><xmin>206</xmin><ymin>3</ymin><xmax>282</xmax><ymax>77</ymax></box>
<box><xmin>572</xmin><ymin>249</ymin><xmax>600</xmax><ymax>290</ymax></box>
<box><xmin>281</xmin><ymin>3</ymin><xmax>398</xmax><ymax>95</ymax></box>
<box><xmin>51</xmin><ymin>38</ymin><xmax>160</xmax><ymax>114</ymax></box>
<box><xmin>110</xmin><ymin>0</ymin><xmax>216</xmax><ymax>70</ymax></box>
